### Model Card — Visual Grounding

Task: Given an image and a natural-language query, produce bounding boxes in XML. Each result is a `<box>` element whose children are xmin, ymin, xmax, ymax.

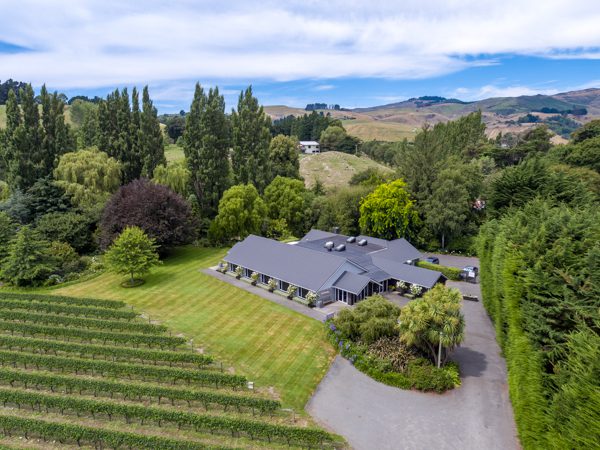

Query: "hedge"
<box><xmin>0</xmin><ymin>368</ymin><xmax>279</xmax><ymax>414</ymax></box>
<box><xmin>416</xmin><ymin>261</ymin><xmax>462</xmax><ymax>281</ymax></box>
<box><xmin>0</xmin><ymin>415</ymin><xmax>228</xmax><ymax>449</ymax></box>
<box><xmin>0</xmin><ymin>335</ymin><xmax>213</xmax><ymax>367</ymax></box>
<box><xmin>0</xmin><ymin>350</ymin><xmax>246</xmax><ymax>388</ymax></box>
<box><xmin>0</xmin><ymin>292</ymin><xmax>124</xmax><ymax>309</ymax></box>
<box><xmin>0</xmin><ymin>388</ymin><xmax>334</xmax><ymax>447</ymax></box>
<box><xmin>0</xmin><ymin>309</ymin><xmax>166</xmax><ymax>334</ymax></box>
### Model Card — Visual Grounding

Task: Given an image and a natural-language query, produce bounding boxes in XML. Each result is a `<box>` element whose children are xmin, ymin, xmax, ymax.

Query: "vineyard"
<box><xmin>0</xmin><ymin>292</ymin><xmax>342</xmax><ymax>449</ymax></box>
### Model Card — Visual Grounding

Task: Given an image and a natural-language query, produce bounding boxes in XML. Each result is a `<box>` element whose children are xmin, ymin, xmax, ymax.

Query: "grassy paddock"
<box><xmin>46</xmin><ymin>246</ymin><xmax>334</xmax><ymax>411</ymax></box>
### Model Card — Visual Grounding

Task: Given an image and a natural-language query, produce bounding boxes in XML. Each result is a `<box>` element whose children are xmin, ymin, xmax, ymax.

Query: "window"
<box><xmin>260</xmin><ymin>274</ymin><xmax>269</xmax><ymax>284</ymax></box>
<box><xmin>297</xmin><ymin>287</ymin><xmax>308</xmax><ymax>298</ymax></box>
<box><xmin>279</xmin><ymin>280</ymin><xmax>290</xmax><ymax>292</ymax></box>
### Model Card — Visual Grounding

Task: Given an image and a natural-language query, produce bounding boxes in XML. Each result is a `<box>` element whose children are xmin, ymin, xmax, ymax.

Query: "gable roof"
<box><xmin>333</xmin><ymin>271</ymin><xmax>371</xmax><ymax>294</ymax></box>
<box><xmin>224</xmin><ymin>235</ymin><xmax>347</xmax><ymax>292</ymax></box>
<box><xmin>371</xmin><ymin>255</ymin><xmax>445</xmax><ymax>288</ymax></box>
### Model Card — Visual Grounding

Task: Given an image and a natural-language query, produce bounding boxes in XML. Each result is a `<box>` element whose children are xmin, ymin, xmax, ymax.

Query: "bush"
<box><xmin>326</xmin><ymin>322</ymin><xmax>460</xmax><ymax>393</ymax></box>
<box><xmin>35</xmin><ymin>212</ymin><xmax>94</xmax><ymax>254</ymax></box>
<box><xmin>367</xmin><ymin>337</ymin><xmax>415</xmax><ymax>372</ymax></box>
<box><xmin>286</xmin><ymin>285</ymin><xmax>297</xmax><ymax>299</ymax></box>
<box><xmin>50</xmin><ymin>241</ymin><xmax>85</xmax><ymax>277</ymax></box>
<box><xmin>234</xmin><ymin>266</ymin><xmax>242</xmax><ymax>279</ymax></box>
<box><xmin>267</xmin><ymin>278</ymin><xmax>277</xmax><ymax>292</ymax></box>
<box><xmin>250</xmin><ymin>271</ymin><xmax>259</xmax><ymax>286</ymax></box>
<box><xmin>416</xmin><ymin>260</ymin><xmax>462</xmax><ymax>280</ymax></box>
<box><xmin>334</xmin><ymin>295</ymin><xmax>400</xmax><ymax>344</ymax></box>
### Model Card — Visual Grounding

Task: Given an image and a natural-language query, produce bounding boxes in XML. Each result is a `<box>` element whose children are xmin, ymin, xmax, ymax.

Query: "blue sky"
<box><xmin>1</xmin><ymin>1</ymin><xmax>599</xmax><ymax>112</ymax></box>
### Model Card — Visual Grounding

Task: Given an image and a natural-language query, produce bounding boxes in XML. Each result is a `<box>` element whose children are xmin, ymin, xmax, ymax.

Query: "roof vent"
<box><xmin>334</xmin><ymin>244</ymin><xmax>346</xmax><ymax>252</ymax></box>
<box><xmin>324</xmin><ymin>241</ymin><xmax>334</xmax><ymax>251</ymax></box>
<box><xmin>357</xmin><ymin>239</ymin><xmax>368</xmax><ymax>246</ymax></box>
<box><xmin>346</xmin><ymin>236</ymin><xmax>356</xmax><ymax>243</ymax></box>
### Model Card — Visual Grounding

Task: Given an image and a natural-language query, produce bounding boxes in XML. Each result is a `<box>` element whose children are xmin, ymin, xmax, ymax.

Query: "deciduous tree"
<box><xmin>359</xmin><ymin>179</ymin><xmax>420</xmax><ymax>240</ymax></box>
<box><xmin>269</xmin><ymin>134</ymin><xmax>300</xmax><ymax>179</ymax></box>
<box><xmin>209</xmin><ymin>184</ymin><xmax>267</xmax><ymax>242</ymax></box>
<box><xmin>104</xmin><ymin>226</ymin><xmax>160</xmax><ymax>286</ymax></box>
<box><xmin>231</xmin><ymin>86</ymin><xmax>271</xmax><ymax>192</ymax></box>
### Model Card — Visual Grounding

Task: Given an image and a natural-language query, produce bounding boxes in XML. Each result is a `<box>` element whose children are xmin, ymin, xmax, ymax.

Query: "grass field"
<box><xmin>342</xmin><ymin>118</ymin><xmax>417</xmax><ymax>141</ymax></box>
<box><xmin>48</xmin><ymin>246</ymin><xmax>335</xmax><ymax>411</ymax></box>
<box><xmin>165</xmin><ymin>143</ymin><xmax>185</xmax><ymax>162</ymax></box>
<box><xmin>300</xmin><ymin>151</ymin><xmax>393</xmax><ymax>189</ymax></box>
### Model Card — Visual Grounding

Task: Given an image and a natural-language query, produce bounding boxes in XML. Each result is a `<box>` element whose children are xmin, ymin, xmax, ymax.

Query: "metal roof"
<box><xmin>301</xmin><ymin>229</ymin><xmax>338</xmax><ymax>242</ymax></box>
<box><xmin>225</xmin><ymin>230</ymin><xmax>442</xmax><ymax>294</ymax></box>
<box><xmin>333</xmin><ymin>271</ymin><xmax>371</xmax><ymax>294</ymax></box>
<box><xmin>371</xmin><ymin>255</ymin><xmax>445</xmax><ymax>288</ymax></box>
<box><xmin>224</xmin><ymin>235</ymin><xmax>347</xmax><ymax>292</ymax></box>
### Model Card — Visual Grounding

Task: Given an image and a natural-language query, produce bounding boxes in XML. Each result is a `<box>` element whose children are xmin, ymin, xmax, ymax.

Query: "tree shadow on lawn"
<box><xmin>452</xmin><ymin>347</ymin><xmax>487</xmax><ymax>378</ymax></box>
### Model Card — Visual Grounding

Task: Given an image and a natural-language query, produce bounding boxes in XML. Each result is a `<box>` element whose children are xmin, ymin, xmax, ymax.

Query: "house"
<box><xmin>222</xmin><ymin>229</ymin><xmax>446</xmax><ymax>306</ymax></box>
<box><xmin>299</xmin><ymin>141</ymin><xmax>320</xmax><ymax>154</ymax></box>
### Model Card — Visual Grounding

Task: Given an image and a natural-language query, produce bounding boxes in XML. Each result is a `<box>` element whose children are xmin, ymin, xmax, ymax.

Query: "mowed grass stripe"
<box><xmin>47</xmin><ymin>246</ymin><xmax>334</xmax><ymax>410</ymax></box>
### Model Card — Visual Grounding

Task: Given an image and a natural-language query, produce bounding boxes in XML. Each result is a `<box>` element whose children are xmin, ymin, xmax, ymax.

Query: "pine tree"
<box><xmin>0</xmin><ymin>225</ymin><xmax>55</xmax><ymax>286</ymax></box>
<box><xmin>140</xmin><ymin>86</ymin><xmax>165</xmax><ymax>177</ymax></box>
<box><xmin>231</xmin><ymin>86</ymin><xmax>272</xmax><ymax>192</ymax></box>
<box><xmin>183</xmin><ymin>83</ymin><xmax>230</xmax><ymax>218</ymax></box>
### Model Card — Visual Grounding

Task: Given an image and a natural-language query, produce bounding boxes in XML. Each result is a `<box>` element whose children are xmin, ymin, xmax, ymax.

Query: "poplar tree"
<box><xmin>7</xmin><ymin>84</ymin><xmax>42</xmax><ymax>190</ymax></box>
<box><xmin>231</xmin><ymin>86</ymin><xmax>272</xmax><ymax>192</ymax></box>
<box><xmin>140</xmin><ymin>86</ymin><xmax>165</xmax><ymax>177</ymax></box>
<box><xmin>183</xmin><ymin>83</ymin><xmax>230</xmax><ymax>218</ymax></box>
<box><xmin>0</xmin><ymin>89</ymin><xmax>20</xmax><ymax>181</ymax></box>
<box><xmin>39</xmin><ymin>84</ymin><xmax>72</xmax><ymax>175</ymax></box>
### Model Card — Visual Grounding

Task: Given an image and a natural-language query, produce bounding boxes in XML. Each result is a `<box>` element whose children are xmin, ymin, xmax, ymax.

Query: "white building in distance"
<box><xmin>299</xmin><ymin>141</ymin><xmax>320</xmax><ymax>154</ymax></box>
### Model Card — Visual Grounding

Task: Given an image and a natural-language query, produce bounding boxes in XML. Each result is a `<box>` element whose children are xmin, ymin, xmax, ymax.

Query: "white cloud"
<box><xmin>0</xmin><ymin>0</ymin><xmax>600</xmax><ymax>90</ymax></box>
<box><xmin>313</xmin><ymin>84</ymin><xmax>336</xmax><ymax>91</ymax></box>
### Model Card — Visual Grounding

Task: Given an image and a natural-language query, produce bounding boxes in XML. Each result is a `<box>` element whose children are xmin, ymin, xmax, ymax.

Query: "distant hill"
<box><xmin>265</xmin><ymin>88</ymin><xmax>600</xmax><ymax>142</ymax></box>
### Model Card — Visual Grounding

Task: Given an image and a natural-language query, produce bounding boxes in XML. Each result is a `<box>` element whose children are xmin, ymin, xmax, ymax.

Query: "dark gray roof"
<box><xmin>224</xmin><ymin>235</ymin><xmax>346</xmax><ymax>291</ymax></box>
<box><xmin>371</xmin><ymin>255</ymin><xmax>445</xmax><ymax>288</ymax></box>
<box><xmin>296</xmin><ymin>234</ymin><xmax>386</xmax><ymax>260</ymax></box>
<box><xmin>301</xmin><ymin>229</ymin><xmax>338</xmax><ymax>242</ymax></box>
<box><xmin>376</xmin><ymin>238</ymin><xmax>423</xmax><ymax>263</ymax></box>
<box><xmin>333</xmin><ymin>271</ymin><xmax>371</xmax><ymax>294</ymax></box>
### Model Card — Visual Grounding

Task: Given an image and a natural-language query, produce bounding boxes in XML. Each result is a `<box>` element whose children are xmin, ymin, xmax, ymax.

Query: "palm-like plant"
<box><xmin>398</xmin><ymin>284</ymin><xmax>465</xmax><ymax>367</ymax></box>
<box><xmin>250</xmin><ymin>271</ymin><xmax>259</xmax><ymax>285</ymax></box>
<box><xmin>267</xmin><ymin>278</ymin><xmax>277</xmax><ymax>292</ymax></box>
<box><xmin>306</xmin><ymin>291</ymin><xmax>318</xmax><ymax>307</ymax></box>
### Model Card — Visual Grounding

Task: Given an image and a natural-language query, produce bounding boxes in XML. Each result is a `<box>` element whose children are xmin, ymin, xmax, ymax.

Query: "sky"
<box><xmin>1</xmin><ymin>0</ymin><xmax>600</xmax><ymax>113</ymax></box>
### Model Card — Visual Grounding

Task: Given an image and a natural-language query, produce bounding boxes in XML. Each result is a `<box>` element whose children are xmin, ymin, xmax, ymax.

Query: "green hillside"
<box><xmin>300</xmin><ymin>151</ymin><xmax>393</xmax><ymax>189</ymax></box>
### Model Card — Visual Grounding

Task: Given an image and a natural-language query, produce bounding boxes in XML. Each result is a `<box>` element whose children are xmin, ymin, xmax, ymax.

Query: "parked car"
<box><xmin>425</xmin><ymin>256</ymin><xmax>440</xmax><ymax>264</ymax></box>
<box><xmin>460</xmin><ymin>266</ymin><xmax>479</xmax><ymax>283</ymax></box>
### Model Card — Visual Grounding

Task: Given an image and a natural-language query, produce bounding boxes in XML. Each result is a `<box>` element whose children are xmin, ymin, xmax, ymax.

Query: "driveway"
<box><xmin>307</xmin><ymin>255</ymin><xmax>519</xmax><ymax>450</ymax></box>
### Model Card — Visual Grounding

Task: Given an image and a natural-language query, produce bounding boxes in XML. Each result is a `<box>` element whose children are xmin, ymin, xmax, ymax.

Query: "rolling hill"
<box><xmin>299</xmin><ymin>151</ymin><xmax>393</xmax><ymax>189</ymax></box>
<box><xmin>265</xmin><ymin>88</ymin><xmax>600</xmax><ymax>142</ymax></box>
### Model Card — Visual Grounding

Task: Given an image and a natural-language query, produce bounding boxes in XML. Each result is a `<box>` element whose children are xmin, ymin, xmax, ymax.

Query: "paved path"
<box><xmin>202</xmin><ymin>268</ymin><xmax>327</xmax><ymax>321</ymax></box>
<box><xmin>307</xmin><ymin>255</ymin><xmax>520</xmax><ymax>450</ymax></box>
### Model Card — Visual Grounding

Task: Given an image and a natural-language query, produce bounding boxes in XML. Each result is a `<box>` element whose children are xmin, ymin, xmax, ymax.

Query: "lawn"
<box><xmin>50</xmin><ymin>246</ymin><xmax>335</xmax><ymax>411</ymax></box>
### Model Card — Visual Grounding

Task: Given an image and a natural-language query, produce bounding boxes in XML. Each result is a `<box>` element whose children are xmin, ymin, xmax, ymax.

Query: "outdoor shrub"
<box><xmin>250</xmin><ymin>271</ymin><xmax>259</xmax><ymax>285</ymax></box>
<box><xmin>395</xmin><ymin>281</ymin><xmax>407</xmax><ymax>292</ymax></box>
<box><xmin>417</xmin><ymin>260</ymin><xmax>462</xmax><ymax>280</ymax></box>
<box><xmin>286</xmin><ymin>284</ymin><xmax>297</xmax><ymax>299</ymax></box>
<box><xmin>234</xmin><ymin>266</ymin><xmax>243</xmax><ymax>279</ymax></box>
<box><xmin>409</xmin><ymin>284</ymin><xmax>423</xmax><ymax>297</ymax></box>
<box><xmin>267</xmin><ymin>278</ymin><xmax>277</xmax><ymax>292</ymax></box>
<box><xmin>218</xmin><ymin>261</ymin><xmax>228</xmax><ymax>273</ymax></box>
<box><xmin>334</xmin><ymin>295</ymin><xmax>400</xmax><ymax>343</ymax></box>
<box><xmin>305</xmin><ymin>291</ymin><xmax>318</xmax><ymax>307</ymax></box>
<box><xmin>367</xmin><ymin>337</ymin><xmax>416</xmax><ymax>372</ymax></box>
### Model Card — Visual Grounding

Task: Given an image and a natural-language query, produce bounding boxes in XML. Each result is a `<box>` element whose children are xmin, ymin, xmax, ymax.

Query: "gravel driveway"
<box><xmin>307</xmin><ymin>255</ymin><xmax>520</xmax><ymax>450</ymax></box>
